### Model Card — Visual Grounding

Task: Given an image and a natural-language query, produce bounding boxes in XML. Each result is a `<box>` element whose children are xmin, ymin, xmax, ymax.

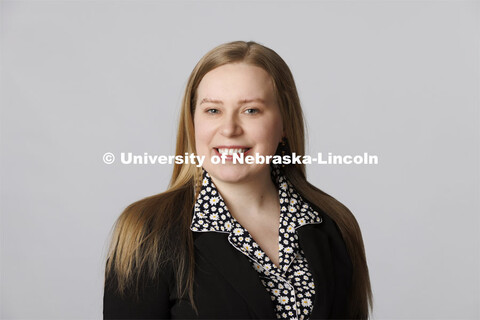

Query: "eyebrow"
<box><xmin>199</xmin><ymin>98</ymin><xmax>266</xmax><ymax>105</ymax></box>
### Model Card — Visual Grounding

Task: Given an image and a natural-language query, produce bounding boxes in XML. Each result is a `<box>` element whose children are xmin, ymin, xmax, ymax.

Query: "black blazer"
<box><xmin>103</xmin><ymin>206</ymin><xmax>353</xmax><ymax>319</ymax></box>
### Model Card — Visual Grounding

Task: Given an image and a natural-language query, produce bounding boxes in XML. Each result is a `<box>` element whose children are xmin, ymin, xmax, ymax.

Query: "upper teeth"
<box><xmin>218</xmin><ymin>148</ymin><xmax>248</xmax><ymax>155</ymax></box>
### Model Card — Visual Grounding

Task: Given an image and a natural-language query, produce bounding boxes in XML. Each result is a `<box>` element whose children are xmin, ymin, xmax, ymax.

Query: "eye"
<box><xmin>244</xmin><ymin>108</ymin><xmax>259</xmax><ymax>115</ymax></box>
<box><xmin>206</xmin><ymin>108</ymin><xmax>219</xmax><ymax>114</ymax></box>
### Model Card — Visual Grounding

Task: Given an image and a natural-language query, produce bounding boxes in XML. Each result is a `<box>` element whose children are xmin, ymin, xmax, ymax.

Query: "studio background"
<box><xmin>1</xmin><ymin>0</ymin><xmax>478</xmax><ymax>319</ymax></box>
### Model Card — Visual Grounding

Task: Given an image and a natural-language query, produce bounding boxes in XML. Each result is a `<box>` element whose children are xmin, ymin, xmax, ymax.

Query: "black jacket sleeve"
<box><xmin>103</xmin><ymin>263</ymin><xmax>173</xmax><ymax>319</ymax></box>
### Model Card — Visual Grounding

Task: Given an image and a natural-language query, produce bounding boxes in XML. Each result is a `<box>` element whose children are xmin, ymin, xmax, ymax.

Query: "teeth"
<box><xmin>217</xmin><ymin>148</ymin><xmax>248</xmax><ymax>155</ymax></box>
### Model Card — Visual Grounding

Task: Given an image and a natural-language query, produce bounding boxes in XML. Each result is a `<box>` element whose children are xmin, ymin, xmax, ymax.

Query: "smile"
<box><xmin>214</xmin><ymin>146</ymin><xmax>251</xmax><ymax>157</ymax></box>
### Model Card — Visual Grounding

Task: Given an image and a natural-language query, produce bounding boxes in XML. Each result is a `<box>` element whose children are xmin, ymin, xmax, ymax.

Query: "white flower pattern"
<box><xmin>190</xmin><ymin>165</ymin><xmax>323</xmax><ymax>320</ymax></box>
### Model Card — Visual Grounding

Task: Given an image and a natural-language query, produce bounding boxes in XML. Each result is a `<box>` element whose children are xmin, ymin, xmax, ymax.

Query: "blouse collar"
<box><xmin>190</xmin><ymin>165</ymin><xmax>323</xmax><ymax>234</ymax></box>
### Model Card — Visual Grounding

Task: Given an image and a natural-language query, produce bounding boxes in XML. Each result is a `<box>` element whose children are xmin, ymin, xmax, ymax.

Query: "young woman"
<box><xmin>103</xmin><ymin>41</ymin><xmax>373</xmax><ymax>319</ymax></box>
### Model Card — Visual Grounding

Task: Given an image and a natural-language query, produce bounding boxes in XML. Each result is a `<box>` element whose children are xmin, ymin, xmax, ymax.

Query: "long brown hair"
<box><xmin>104</xmin><ymin>40</ymin><xmax>373</xmax><ymax>318</ymax></box>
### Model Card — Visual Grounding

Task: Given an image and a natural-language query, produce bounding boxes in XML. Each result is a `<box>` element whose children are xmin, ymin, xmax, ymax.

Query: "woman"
<box><xmin>103</xmin><ymin>41</ymin><xmax>373</xmax><ymax>319</ymax></box>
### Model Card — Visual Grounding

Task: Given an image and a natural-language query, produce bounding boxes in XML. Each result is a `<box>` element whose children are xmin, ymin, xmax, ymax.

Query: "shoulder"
<box><xmin>309</xmin><ymin>200</ymin><xmax>345</xmax><ymax>235</ymax></box>
<box><xmin>306</xmin><ymin>200</ymin><xmax>354</xmax><ymax>266</ymax></box>
<box><xmin>103</xmin><ymin>258</ymin><xmax>175</xmax><ymax>319</ymax></box>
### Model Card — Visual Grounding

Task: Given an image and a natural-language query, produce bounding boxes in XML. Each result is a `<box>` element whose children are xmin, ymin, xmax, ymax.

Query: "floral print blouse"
<box><xmin>190</xmin><ymin>166</ymin><xmax>323</xmax><ymax>320</ymax></box>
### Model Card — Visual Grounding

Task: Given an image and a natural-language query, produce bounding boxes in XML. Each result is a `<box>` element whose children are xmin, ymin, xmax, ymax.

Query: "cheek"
<box><xmin>194</xmin><ymin>119</ymin><xmax>213</xmax><ymax>152</ymax></box>
<box><xmin>250</xmin><ymin>119</ymin><xmax>283</xmax><ymax>148</ymax></box>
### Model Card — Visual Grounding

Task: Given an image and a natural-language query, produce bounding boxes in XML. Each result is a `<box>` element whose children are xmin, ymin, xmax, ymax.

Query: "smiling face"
<box><xmin>193</xmin><ymin>62</ymin><xmax>284</xmax><ymax>185</ymax></box>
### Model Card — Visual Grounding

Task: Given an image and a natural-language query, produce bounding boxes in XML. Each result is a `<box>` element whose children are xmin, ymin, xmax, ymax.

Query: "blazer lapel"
<box><xmin>193</xmin><ymin>231</ymin><xmax>276</xmax><ymax>319</ymax></box>
<box><xmin>297</xmin><ymin>223</ymin><xmax>335</xmax><ymax>319</ymax></box>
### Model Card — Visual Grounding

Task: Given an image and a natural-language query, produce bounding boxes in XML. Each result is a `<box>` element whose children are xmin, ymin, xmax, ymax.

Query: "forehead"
<box><xmin>196</xmin><ymin>63</ymin><xmax>275</xmax><ymax>102</ymax></box>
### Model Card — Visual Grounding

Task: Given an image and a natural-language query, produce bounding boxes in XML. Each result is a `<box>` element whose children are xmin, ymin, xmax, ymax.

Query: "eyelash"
<box><xmin>245</xmin><ymin>108</ymin><xmax>259</xmax><ymax>114</ymax></box>
<box><xmin>205</xmin><ymin>108</ymin><xmax>259</xmax><ymax>115</ymax></box>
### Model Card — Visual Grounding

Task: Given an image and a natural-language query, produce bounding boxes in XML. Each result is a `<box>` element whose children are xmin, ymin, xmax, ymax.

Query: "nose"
<box><xmin>220</xmin><ymin>114</ymin><xmax>243</xmax><ymax>137</ymax></box>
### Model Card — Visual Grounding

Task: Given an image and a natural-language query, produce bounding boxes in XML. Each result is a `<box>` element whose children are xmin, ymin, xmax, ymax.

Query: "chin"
<box><xmin>204</xmin><ymin>163</ymin><xmax>269</xmax><ymax>185</ymax></box>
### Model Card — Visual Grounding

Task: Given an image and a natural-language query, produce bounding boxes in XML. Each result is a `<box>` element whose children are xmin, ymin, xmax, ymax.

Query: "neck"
<box><xmin>210</xmin><ymin>168</ymin><xmax>279</xmax><ymax>219</ymax></box>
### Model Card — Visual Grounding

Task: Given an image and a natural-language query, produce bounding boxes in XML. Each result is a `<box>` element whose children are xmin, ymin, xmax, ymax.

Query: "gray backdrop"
<box><xmin>1</xmin><ymin>0</ymin><xmax>479</xmax><ymax>319</ymax></box>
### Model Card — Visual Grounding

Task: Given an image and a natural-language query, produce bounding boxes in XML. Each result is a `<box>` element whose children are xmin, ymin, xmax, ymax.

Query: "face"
<box><xmin>193</xmin><ymin>62</ymin><xmax>284</xmax><ymax>185</ymax></box>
